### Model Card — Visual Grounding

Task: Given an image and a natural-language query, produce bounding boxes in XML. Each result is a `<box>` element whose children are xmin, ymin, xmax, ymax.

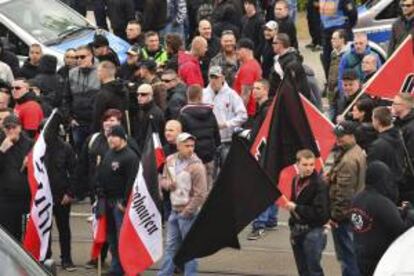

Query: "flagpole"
<box><xmin>339</xmin><ymin>89</ymin><xmax>366</xmax><ymax>119</ymax></box>
<box><xmin>98</xmin><ymin>252</ymin><xmax>102</xmax><ymax>276</ymax></box>
<box><xmin>125</xmin><ymin>110</ymin><xmax>131</xmax><ymax>137</ymax></box>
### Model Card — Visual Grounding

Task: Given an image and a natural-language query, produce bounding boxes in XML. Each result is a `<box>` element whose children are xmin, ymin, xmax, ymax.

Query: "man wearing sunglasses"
<box><xmin>64</xmin><ymin>45</ymin><xmax>100</xmax><ymax>154</ymax></box>
<box><xmin>11</xmin><ymin>79</ymin><xmax>44</xmax><ymax>138</ymax></box>
<box><xmin>388</xmin><ymin>0</ymin><xmax>414</xmax><ymax>55</ymax></box>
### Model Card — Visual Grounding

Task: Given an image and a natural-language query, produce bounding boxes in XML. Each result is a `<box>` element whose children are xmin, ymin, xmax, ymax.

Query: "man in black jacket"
<box><xmin>179</xmin><ymin>84</ymin><xmax>220</xmax><ymax>191</ymax></box>
<box><xmin>393</xmin><ymin>93</ymin><xmax>414</xmax><ymax>203</ymax></box>
<box><xmin>97</xmin><ymin>125</ymin><xmax>139</xmax><ymax>275</ymax></box>
<box><xmin>369</xmin><ymin>106</ymin><xmax>405</xmax><ymax>197</ymax></box>
<box><xmin>241</xmin><ymin>0</ymin><xmax>265</xmax><ymax>60</ymax></box>
<box><xmin>91</xmin><ymin>35</ymin><xmax>120</xmax><ymax>67</ymax></box>
<box><xmin>41</xmin><ymin>114</ymin><xmax>77</xmax><ymax>271</ymax></box>
<box><xmin>20</xmin><ymin>44</ymin><xmax>42</xmax><ymax>80</ymax></box>
<box><xmin>93</xmin><ymin>61</ymin><xmax>129</xmax><ymax>133</ymax></box>
<box><xmin>106</xmin><ymin>0</ymin><xmax>135</xmax><ymax>40</ymax></box>
<box><xmin>162</xmin><ymin>69</ymin><xmax>187</xmax><ymax>120</ymax></box>
<box><xmin>285</xmin><ymin>149</ymin><xmax>329</xmax><ymax>276</ymax></box>
<box><xmin>198</xmin><ymin>19</ymin><xmax>221</xmax><ymax>84</ymax></box>
<box><xmin>247</xmin><ymin>79</ymin><xmax>278</xmax><ymax>240</ymax></box>
<box><xmin>388</xmin><ymin>0</ymin><xmax>414</xmax><ymax>56</ymax></box>
<box><xmin>0</xmin><ymin>114</ymin><xmax>33</xmax><ymax>241</ymax></box>
<box><xmin>133</xmin><ymin>84</ymin><xmax>165</xmax><ymax>150</ymax></box>
<box><xmin>31</xmin><ymin>54</ymin><xmax>64</xmax><ymax>116</ymax></box>
<box><xmin>274</xmin><ymin>0</ymin><xmax>298</xmax><ymax>49</ymax></box>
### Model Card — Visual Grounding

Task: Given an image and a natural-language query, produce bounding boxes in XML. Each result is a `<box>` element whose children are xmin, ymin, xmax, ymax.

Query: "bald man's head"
<box><xmin>191</xmin><ymin>36</ymin><xmax>208</xmax><ymax>58</ymax></box>
<box><xmin>198</xmin><ymin>20</ymin><xmax>212</xmax><ymax>40</ymax></box>
<box><xmin>165</xmin><ymin>120</ymin><xmax>183</xmax><ymax>144</ymax></box>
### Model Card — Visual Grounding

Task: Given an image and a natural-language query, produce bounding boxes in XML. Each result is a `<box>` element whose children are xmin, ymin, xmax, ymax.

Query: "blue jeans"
<box><xmin>287</xmin><ymin>0</ymin><xmax>298</xmax><ymax>22</ymax></box>
<box><xmin>253</xmin><ymin>204</ymin><xmax>278</xmax><ymax>230</ymax></box>
<box><xmin>291</xmin><ymin>227</ymin><xmax>327</xmax><ymax>276</ymax></box>
<box><xmin>106</xmin><ymin>200</ymin><xmax>124</xmax><ymax>275</ymax></box>
<box><xmin>158</xmin><ymin>210</ymin><xmax>198</xmax><ymax>276</ymax></box>
<box><xmin>332</xmin><ymin>222</ymin><xmax>360</xmax><ymax>276</ymax></box>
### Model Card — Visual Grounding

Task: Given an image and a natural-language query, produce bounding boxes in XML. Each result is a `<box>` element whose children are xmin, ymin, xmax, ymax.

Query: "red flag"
<box><xmin>250</xmin><ymin>78</ymin><xmax>335</xmax><ymax>206</ymax></box>
<box><xmin>90</xmin><ymin>200</ymin><xmax>107</xmax><ymax>260</ymax></box>
<box><xmin>363</xmin><ymin>35</ymin><xmax>414</xmax><ymax>99</ymax></box>
<box><xmin>153</xmin><ymin>133</ymin><xmax>165</xmax><ymax>170</ymax></box>
<box><xmin>24</xmin><ymin>111</ymin><xmax>57</xmax><ymax>261</ymax></box>
<box><xmin>119</xmin><ymin>130</ymin><xmax>163</xmax><ymax>275</ymax></box>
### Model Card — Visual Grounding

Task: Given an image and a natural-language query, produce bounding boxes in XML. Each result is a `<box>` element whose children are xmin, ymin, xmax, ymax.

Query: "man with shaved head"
<box><xmin>198</xmin><ymin>19</ymin><xmax>220</xmax><ymax>84</ymax></box>
<box><xmin>361</xmin><ymin>54</ymin><xmax>378</xmax><ymax>83</ymax></box>
<box><xmin>178</xmin><ymin>36</ymin><xmax>208</xmax><ymax>87</ymax></box>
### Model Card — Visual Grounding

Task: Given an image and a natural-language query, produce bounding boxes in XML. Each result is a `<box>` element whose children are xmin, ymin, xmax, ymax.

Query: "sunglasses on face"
<box><xmin>76</xmin><ymin>55</ymin><xmax>87</xmax><ymax>60</ymax></box>
<box><xmin>161</xmin><ymin>78</ymin><xmax>174</xmax><ymax>83</ymax></box>
<box><xmin>12</xmin><ymin>86</ymin><xmax>23</xmax><ymax>91</ymax></box>
<box><xmin>137</xmin><ymin>93</ymin><xmax>150</xmax><ymax>97</ymax></box>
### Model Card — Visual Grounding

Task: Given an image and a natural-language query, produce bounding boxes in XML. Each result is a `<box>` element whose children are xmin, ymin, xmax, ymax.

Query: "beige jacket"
<box><xmin>160</xmin><ymin>153</ymin><xmax>207</xmax><ymax>216</ymax></box>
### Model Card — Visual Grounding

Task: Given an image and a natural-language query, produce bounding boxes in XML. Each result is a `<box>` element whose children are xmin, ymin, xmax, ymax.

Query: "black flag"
<box><xmin>174</xmin><ymin>137</ymin><xmax>281</xmax><ymax>265</ymax></box>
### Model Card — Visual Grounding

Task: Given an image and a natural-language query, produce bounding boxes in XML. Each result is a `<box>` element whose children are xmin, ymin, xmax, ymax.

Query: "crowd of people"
<box><xmin>0</xmin><ymin>0</ymin><xmax>414</xmax><ymax>275</ymax></box>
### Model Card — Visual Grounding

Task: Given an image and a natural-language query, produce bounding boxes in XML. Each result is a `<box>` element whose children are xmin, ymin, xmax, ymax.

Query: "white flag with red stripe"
<box><xmin>90</xmin><ymin>199</ymin><xmax>107</xmax><ymax>260</ymax></box>
<box><xmin>119</xmin><ymin>129</ymin><xmax>164</xmax><ymax>275</ymax></box>
<box><xmin>23</xmin><ymin>110</ymin><xmax>57</xmax><ymax>261</ymax></box>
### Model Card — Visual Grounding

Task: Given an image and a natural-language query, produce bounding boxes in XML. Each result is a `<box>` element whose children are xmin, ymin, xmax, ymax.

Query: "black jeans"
<box><xmin>306</xmin><ymin>1</ymin><xmax>322</xmax><ymax>45</ymax></box>
<box><xmin>46</xmin><ymin>202</ymin><xmax>73</xmax><ymax>263</ymax></box>
<box><xmin>0</xmin><ymin>197</ymin><xmax>29</xmax><ymax>242</ymax></box>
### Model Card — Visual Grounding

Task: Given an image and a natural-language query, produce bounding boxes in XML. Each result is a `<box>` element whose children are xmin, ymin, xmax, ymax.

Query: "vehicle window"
<box><xmin>375</xmin><ymin>0</ymin><xmax>400</xmax><ymax>20</ymax></box>
<box><xmin>0</xmin><ymin>23</ymin><xmax>29</xmax><ymax>56</ymax></box>
<box><xmin>0</xmin><ymin>0</ymin><xmax>90</xmax><ymax>44</ymax></box>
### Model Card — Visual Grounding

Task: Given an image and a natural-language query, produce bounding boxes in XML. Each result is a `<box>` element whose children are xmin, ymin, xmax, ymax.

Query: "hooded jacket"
<box><xmin>350</xmin><ymin>161</ymin><xmax>409</xmax><ymax>276</ymax></box>
<box><xmin>178</xmin><ymin>51</ymin><xmax>204</xmax><ymax>87</ymax></box>
<box><xmin>65</xmin><ymin>65</ymin><xmax>100</xmax><ymax>126</ymax></box>
<box><xmin>31</xmin><ymin>54</ymin><xmax>63</xmax><ymax>116</ymax></box>
<box><xmin>179</xmin><ymin>104</ymin><xmax>221</xmax><ymax>163</ymax></box>
<box><xmin>367</xmin><ymin>127</ymin><xmax>405</xmax><ymax>186</ymax></box>
<box><xmin>92</xmin><ymin>79</ymin><xmax>129</xmax><ymax>132</ymax></box>
<box><xmin>165</xmin><ymin>82</ymin><xmax>187</xmax><ymax>120</ymax></box>
<box><xmin>203</xmin><ymin>82</ymin><xmax>247</xmax><ymax>142</ymax></box>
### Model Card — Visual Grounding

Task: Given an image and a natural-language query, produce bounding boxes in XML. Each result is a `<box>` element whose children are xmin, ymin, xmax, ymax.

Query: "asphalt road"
<box><xmin>53</xmin><ymin>12</ymin><xmax>334</xmax><ymax>276</ymax></box>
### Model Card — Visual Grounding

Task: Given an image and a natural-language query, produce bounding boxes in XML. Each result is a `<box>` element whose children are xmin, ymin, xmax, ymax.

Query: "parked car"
<box><xmin>0</xmin><ymin>226</ymin><xmax>55</xmax><ymax>275</ymax></box>
<box><xmin>354</xmin><ymin>0</ymin><xmax>401</xmax><ymax>59</ymax></box>
<box><xmin>0</xmin><ymin>0</ymin><xmax>130</xmax><ymax>66</ymax></box>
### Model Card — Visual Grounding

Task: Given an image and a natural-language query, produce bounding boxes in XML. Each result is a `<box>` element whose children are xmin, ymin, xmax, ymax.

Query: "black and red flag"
<box><xmin>251</xmin><ymin>75</ymin><xmax>335</xmax><ymax>205</ymax></box>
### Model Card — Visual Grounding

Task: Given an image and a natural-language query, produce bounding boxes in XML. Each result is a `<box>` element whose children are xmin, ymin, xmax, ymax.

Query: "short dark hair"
<box><xmin>76</xmin><ymin>45</ymin><xmax>93</xmax><ymax>53</ymax></box>
<box><xmin>165</xmin><ymin>33</ymin><xmax>184</xmax><ymax>54</ymax></box>
<box><xmin>254</xmin><ymin>79</ymin><xmax>270</xmax><ymax>90</ymax></box>
<box><xmin>275</xmin><ymin>0</ymin><xmax>289</xmax><ymax>9</ymax></box>
<box><xmin>162</xmin><ymin>69</ymin><xmax>177</xmax><ymax>77</ymax></box>
<box><xmin>187</xmin><ymin>85</ymin><xmax>203</xmax><ymax>102</ymax></box>
<box><xmin>275</xmin><ymin>33</ymin><xmax>290</xmax><ymax>48</ymax></box>
<box><xmin>145</xmin><ymin>31</ymin><xmax>159</xmax><ymax>40</ymax></box>
<box><xmin>102</xmin><ymin>108</ymin><xmax>123</xmax><ymax>122</ymax></box>
<box><xmin>354</xmin><ymin>99</ymin><xmax>375</xmax><ymax>123</ymax></box>
<box><xmin>296</xmin><ymin>149</ymin><xmax>315</xmax><ymax>162</ymax></box>
<box><xmin>342</xmin><ymin>70</ymin><xmax>359</xmax><ymax>81</ymax></box>
<box><xmin>243</xmin><ymin>0</ymin><xmax>257</xmax><ymax>6</ymax></box>
<box><xmin>333</xmin><ymin>29</ymin><xmax>347</xmax><ymax>42</ymax></box>
<box><xmin>373</xmin><ymin>106</ymin><xmax>392</xmax><ymax>127</ymax></box>
<box><xmin>128</xmin><ymin>19</ymin><xmax>141</xmax><ymax>26</ymax></box>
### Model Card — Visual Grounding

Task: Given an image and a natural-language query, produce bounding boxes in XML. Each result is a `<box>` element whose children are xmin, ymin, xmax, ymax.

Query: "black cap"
<box><xmin>92</xmin><ymin>34</ymin><xmax>109</xmax><ymax>48</ymax></box>
<box><xmin>139</xmin><ymin>59</ymin><xmax>157</xmax><ymax>72</ymax></box>
<box><xmin>333</xmin><ymin>121</ymin><xmax>358</xmax><ymax>137</ymax></box>
<box><xmin>236</xmin><ymin>38</ymin><xmax>254</xmax><ymax>51</ymax></box>
<box><xmin>3</xmin><ymin>114</ymin><xmax>21</xmax><ymax>128</ymax></box>
<box><xmin>108</xmin><ymin>125</ymin><xmax>127</xmax><ymax>140</ymax></box>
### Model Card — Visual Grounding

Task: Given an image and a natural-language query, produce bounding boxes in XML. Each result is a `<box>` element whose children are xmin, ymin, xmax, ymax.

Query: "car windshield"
<box><xmin>0</xmin><ymin>0</ymin><xmax>91</xmax><ymax>44</ymax></box>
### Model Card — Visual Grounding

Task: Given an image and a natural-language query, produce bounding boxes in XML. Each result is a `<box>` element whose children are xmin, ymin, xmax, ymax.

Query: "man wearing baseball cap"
<box><xmin>325</xmin><ymin>120</ymin><xmax>366</xmax><ymax>276</ymax></box>
<box><xmin>260</xmin><ymin>20</ymin><xmax>279</xmax><ymax>78</ymax></box>
<box><xmin>119</xmin><ymin>44</ymin><xmax>141</xmax><ymax>81</ymax></box>
<box><xmin>158</xmin><ymin>132</ymin><xmax>207</xmax><ymax>275</ymax></box>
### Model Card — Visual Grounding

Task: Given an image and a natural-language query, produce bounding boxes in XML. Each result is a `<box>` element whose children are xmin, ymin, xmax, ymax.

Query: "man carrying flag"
<box><xmin>23</xmin><ymin>110</ymin><xmax>59</xmax><ymax>261</ymax></box>
<box><xmin>96</xmin><ymin>125</ymin><xmax>139</xmax><ymax>275</ymax></box>
<box><xmin>158</xmin><ymin>132</ymin><xmax>207</xmax><ymax>275</ymax></box>
<box><xmin>118</xmin><ymin>124</ymin><xmax>164</xmax><ymax>275</ymax></box>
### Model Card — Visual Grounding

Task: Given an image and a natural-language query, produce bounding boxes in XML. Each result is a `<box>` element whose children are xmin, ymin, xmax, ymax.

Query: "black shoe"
<box><xmin>247</xmin><ymin>228</ymin><xmax>265</xmax><ymax>240</ymax></box>
<box><xmin>311</xmin><ymin>44</ymin><xmax>323</xmax><ymax>52</ymax></box>
<box><xmin>62</xmin><ymin>261</ymin><xmax>77</xmax><ymax>272</ymax></box>
<box><xmin>85</xmin><ymin>259</ymin><xmax>97</xmax><ymax>269</ymax></box>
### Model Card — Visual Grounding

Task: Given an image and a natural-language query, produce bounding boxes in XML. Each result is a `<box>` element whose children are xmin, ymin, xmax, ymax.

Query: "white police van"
<box><xmin>0</xmin><ymin>0</ymin><xmax>130</xmax><ymax>66</ymax></box>
<box><xmin>354</xmin><ymin>0</ymin><xmax>400</xmax><ymax>59</ymax></box>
